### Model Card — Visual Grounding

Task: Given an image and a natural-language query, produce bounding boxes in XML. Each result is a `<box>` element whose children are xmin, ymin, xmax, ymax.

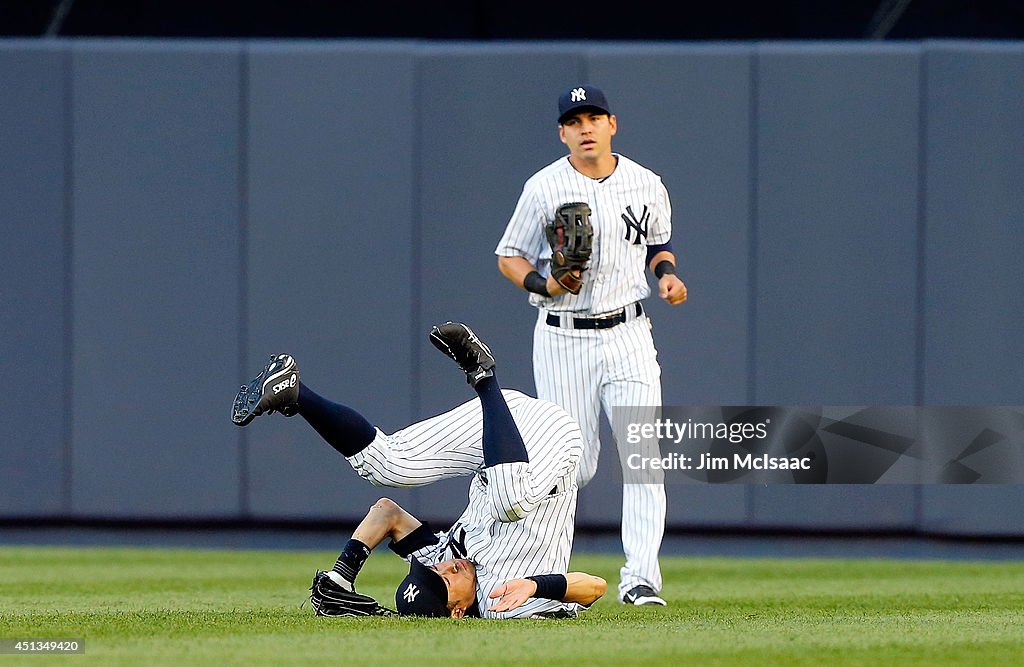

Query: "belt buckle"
<box><xmin>593</xmin><ymin>307</ymin><xmax>625</xmax><ymax>322</ymax></box>
<box><xmin>594</xmin><ymin>313</ymin><xmax>622</xmax><ymax>330</ymax></box>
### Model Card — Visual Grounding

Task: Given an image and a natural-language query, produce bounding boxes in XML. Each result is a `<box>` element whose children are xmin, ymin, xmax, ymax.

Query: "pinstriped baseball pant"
<box><xmin>533</xmin><ymin>311</ymin><xmax>665</xmax><ymax>596</ymax></box>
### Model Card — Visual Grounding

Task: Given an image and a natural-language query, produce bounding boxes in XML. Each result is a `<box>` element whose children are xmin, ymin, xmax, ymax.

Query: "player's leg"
<box><xmin>532</xmin><ymin>317</ymin><xmax>603</xmax><ymax>486</ymax></box>
<box><xmin>431</xmin><ymin>322</ymin><xmax>543</xmax><ymax>522</ymax></box>
<box><xmin>429</xmin><ymin>321</ymin><xmax>529</xmax><ymax>466</ymax></box>
<box><xmin>230</xmin><ymin>353</ymin><xmax>375</xmax><ymax>458</ymax></box>
<box><xmin>310</xmin><ymin>317</ymin><xmax>543</xmax><ymax>490</ymax></box>
<box><xmin>295</xmin><ymin>382</ymin><xmax>377</xmax><ymax>457</ymax></box>
<box><xmin>304</xmin><ymin>321</ymin><xmax>515</xmax><ymax>487</ymax></box>
<box><xmin>601</xmin><ymin>319</ymin><xmax>667</xmax><ymax>605</ymax></box>
<box><xmin>231</xmin><ymin>350</ymin><xmax>489</xmax><ymax>486</ymax></box>
<box><xmin>475</xmin><ymin>375</ymin><xmax>530</xmax><ymax>467</ymax></box>
<box><xmin>238</xmin><ymin>372</ymin><xmax>379</xmax><ymax>461</ymax></box>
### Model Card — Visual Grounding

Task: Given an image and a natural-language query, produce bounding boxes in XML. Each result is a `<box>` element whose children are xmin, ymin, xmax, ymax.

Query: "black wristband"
<box><xmin>653</xmin><ymin>260</ymin><xmax>676</xmax><ymax>279</ymax></box>
<box><xmin>523</xmin><ymin>270</ymin><xmax>551</xmax><ymax>297</ymax></box>
<box><xmin>388</xmin><ymin>523</ymin><xmax>438</xmax><ymax>557</ymax></box>
<box><xmin>526</xmin><ymin>574</ymin><xmax>568</xmax><ymax>600</ymax></box>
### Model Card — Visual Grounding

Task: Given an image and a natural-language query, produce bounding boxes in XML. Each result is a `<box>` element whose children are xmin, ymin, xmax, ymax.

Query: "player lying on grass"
<box><xmin>232</xmin><ymin>321</ymin><xmax>607</xmax><ymax>618</ymax></box>
<box><xmin>299</xmin><ymin>494</ymin><xmax>607</xmax><ymax>618</ymax></box>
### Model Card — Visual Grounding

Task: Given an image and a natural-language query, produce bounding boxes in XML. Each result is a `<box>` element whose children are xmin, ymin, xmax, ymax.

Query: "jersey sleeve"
<box><xmin>495</xmin><ymin>184</ymin><xmax>547</xmax><ymax>266</ymax></box>
<box><xmin>481</xmin><ymin>598</ymin><xmax>584</xmax><ymax>619</ymax></box>
<box><xmin>647</xmin><ymin>177</ymin><xmax>673</xmax><ymax>246</ymax></box>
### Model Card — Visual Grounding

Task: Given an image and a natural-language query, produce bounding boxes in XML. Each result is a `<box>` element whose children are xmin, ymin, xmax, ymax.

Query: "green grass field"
<box><xmin>2</xmin><ymin>545</ymin><xmax>1023</xmax><ymax>666</ymax></box>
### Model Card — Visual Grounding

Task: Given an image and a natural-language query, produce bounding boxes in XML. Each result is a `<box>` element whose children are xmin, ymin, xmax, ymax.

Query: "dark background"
<box><xmin>4</xmin><ymin>0</ymin><xmax>1024</xmax><ymax>40</ymax></box>
<box><xmin>3</xmin><ymin>33</ymin><xmax>1023</xmax><ymax>533</ymax></box>
<box><xmin>2</xmin><ymin>2</ymin><xmax>1023</xmax><ymax>542</ymax></box>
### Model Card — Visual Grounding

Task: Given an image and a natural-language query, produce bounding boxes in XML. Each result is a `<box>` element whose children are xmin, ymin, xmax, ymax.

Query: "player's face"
<box><xmin>431</xmin><ymin>558</ymin><xmax>477</xmax><ymax>618</ymax></box>
<box><xmin>559</xmin><ymin>111</ymin><xmax>617</xmax><ymax>161</ymax></box>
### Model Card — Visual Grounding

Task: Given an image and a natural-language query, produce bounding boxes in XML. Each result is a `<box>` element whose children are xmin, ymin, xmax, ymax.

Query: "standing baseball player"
<box><xmin>232</xmin><ymin>322</ymin><xmax>606</xmax><ymax>618</ymax></box>
<box><xmin>495</xmin><ymin>84</ymin><xmax>687</xmax><ymax>606</ymax></box>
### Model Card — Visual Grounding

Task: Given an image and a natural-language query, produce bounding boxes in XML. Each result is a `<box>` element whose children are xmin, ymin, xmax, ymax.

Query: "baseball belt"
<box><xmin>545</xmin><ymin>302</ymin><xmax>644</xmax><ymax>330</ymax></box>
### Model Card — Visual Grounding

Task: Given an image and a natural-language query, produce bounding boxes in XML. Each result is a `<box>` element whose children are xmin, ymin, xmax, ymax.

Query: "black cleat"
<box><xmin>231</xmin><ymin>354</ymin><xmax>300</xmax><ymax>426</ymax></box>
<box><xmin>621</xmin><ymin>584</ymin><xmax>667</xmax><ymax>606</ymax></box>
<box><xmin>429</xmin><ymin>322</ymin><xmax>496</xmax><ymax>387</ymax></box>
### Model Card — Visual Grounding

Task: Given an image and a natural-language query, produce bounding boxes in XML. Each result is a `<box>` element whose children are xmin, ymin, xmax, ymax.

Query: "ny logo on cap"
<box><xmin>403</xmin><ymin>583</ymin><xmax>420</xmax><ymax>603</ymax></box>
<box><xmin>571</xmin><ymin>87</ymin><xmax>587</xmax><ymax>102</ymax></box>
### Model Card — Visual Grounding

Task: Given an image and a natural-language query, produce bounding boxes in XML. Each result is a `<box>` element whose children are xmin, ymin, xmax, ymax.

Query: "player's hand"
<box><xmin>488</xmin><ymin>578</ymin><xmax>538</xmax><ymax>612</ymax></box>
<box><xmin>659</xmin><ymin>274</ymin><xmax>687</xmax><ymax>305</ymax></box>
<box><xmin>546</xmin><ymin>271</ymin><xmax>582</xmax><ymax>297</ymax></box>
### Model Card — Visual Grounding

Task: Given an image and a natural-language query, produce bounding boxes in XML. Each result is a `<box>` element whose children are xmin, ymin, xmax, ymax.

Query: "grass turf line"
<box><xmin>1</xmin><ymin>546</ymin><xmax>1023</xmax><ymax>666</ymax></box>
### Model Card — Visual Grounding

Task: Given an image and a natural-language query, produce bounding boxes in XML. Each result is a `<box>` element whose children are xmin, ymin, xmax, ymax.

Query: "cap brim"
<box><xmin>559</xmin><ymin>105</ymin><xmax>611</xmax><ymax>124</ymax></box>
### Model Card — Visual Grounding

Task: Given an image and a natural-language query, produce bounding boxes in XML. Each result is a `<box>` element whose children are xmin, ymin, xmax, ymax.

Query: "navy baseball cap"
<box><xmin>395</xmin><ymin>559</ymin><xmax>450</xmax><ymax>617</ymax></box>
<box><xmin>557</xmin><ymin>85</ymin><xmax>611</xmax><ymax>124</ymax></box>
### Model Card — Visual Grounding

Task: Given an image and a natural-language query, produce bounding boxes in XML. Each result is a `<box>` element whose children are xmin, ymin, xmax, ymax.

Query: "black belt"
<box><xmin>545</xmin><ymin>302</ymin><xmax>644</xmax><ymax>330</ymax></box>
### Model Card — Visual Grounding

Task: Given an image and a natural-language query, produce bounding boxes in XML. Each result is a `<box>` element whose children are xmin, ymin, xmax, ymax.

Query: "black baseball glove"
<box><xmin>545</xmin><ymin>202</ymin><xmax>594</xmax><ymax>295</ymax></box>
<box><xmin>309</xmin><ymin>570</ymin><xmax>397</xmax><ymax>617</ymax></box>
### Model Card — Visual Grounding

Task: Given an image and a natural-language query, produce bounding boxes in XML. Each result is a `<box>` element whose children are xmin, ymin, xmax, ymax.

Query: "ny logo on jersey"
<box><xmin>570</xmin><ymin>87</ymin><xmax>587</xmax><ymax>102</ymax></box>
<box><xmin>447</xmin><ymin>526</ymin><xmax>468</xmax><ymax>559</ymax></box>
<box><xmin>402</xmin><ymin>583</ymin><xmax>420</xmax><ymax>603</ymax></box>
<box><xmin>621</xmin><ymin>205</ymin><xmax>650</xmax><ymax>245</ymax></box>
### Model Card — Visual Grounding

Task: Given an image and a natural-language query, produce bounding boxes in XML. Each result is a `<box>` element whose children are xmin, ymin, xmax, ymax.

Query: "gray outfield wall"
<box><xmin>1</xmin><ymin>39</ymin><xmax>1022</xmax><ymax>535</ymax></box>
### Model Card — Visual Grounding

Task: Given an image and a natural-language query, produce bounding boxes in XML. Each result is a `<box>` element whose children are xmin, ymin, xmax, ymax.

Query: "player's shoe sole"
<box><xmin>621</xmin><ymin>584</ymin><xmax>667</xmax><ymax>606</ymax></box>
<box><xmin>231</xmin><ymin>354</ymin><xmax>300</xmax><ymax>426</ymax></box>
<box><xmin>429</xmin><ymin>322</ymin><xmax>496</xmax><ymax>387</ymax></box>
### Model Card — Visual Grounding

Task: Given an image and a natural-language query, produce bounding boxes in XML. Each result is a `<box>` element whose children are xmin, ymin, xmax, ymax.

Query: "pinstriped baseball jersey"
<box><xmin>346</xmin><ymin>389</ymin><xmax>587</xmax><ymax>618</ymax></box>
<box><xmin>495</xmin><ymin>153</ymin><xmax>672</xmax><ymax>316</ymax></box>
<box><xmin>412</xmin><ymin>477</ymin><xmax>583</xmax><ymax>618</ymax></box>
<box><xmin>495</xmin><ymin>149</ymin><xmax>673</xmax><ymax>599</ymax></box>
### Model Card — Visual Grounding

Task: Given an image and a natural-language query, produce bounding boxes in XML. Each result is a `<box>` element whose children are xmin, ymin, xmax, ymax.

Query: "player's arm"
<box><xmin>647</xmin><ymin>245</ymin><xmax>687</xmax><ymax>306</ymax></box>
<box><xmin>350</xmin><ymin>497</ymin><xmax>423</xmax><ymax>550</ymax></box>
<box><xmin>487</xmin><ymin>572</ymin><xmax>607</xmax><ymax>612</ymax></box>
<box><xmin>497</xmin><ymin>255</ymin><xmax>573</xmax><ymax>297</ymax></box>
<box><xmin>562</xmin><ymin>572</ymin><xmax>608</xmax><ymax>605</ymax></box>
